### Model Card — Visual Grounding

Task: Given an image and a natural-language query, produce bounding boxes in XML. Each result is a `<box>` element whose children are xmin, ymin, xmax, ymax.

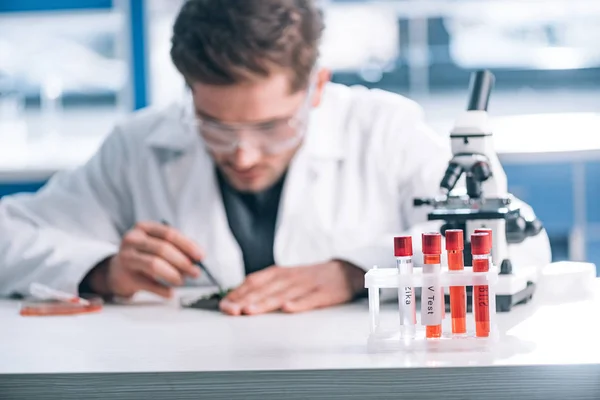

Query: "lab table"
<box><xmin>0</xmin><ymin>270</ymin><xmax>599</xmax><ymax>399</ymax></box>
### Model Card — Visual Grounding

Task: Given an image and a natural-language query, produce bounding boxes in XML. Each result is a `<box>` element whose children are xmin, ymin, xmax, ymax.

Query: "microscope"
<box><xmin>414</xmin><ymin>70</ymin><xmax>544</xmax><ymax>312</ymax></box>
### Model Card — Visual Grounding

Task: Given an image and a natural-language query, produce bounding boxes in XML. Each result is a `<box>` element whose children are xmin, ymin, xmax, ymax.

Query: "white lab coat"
<box><xmin>0</xmin><ymin>83</ymin><xmax>551</xmax><ymax>296</ymax></box>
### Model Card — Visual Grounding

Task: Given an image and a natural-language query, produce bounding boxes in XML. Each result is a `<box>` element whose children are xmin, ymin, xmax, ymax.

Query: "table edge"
<box><xmin>1</xmin><ymin>364</ymin><xmax>599</xmax><ymax>400</ymax></box>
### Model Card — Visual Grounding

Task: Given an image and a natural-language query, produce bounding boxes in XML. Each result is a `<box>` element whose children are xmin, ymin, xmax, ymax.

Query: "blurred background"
<box><xmin>0</xmin><ymin>0</ymin><xmax>599</xmax><ymax>271</ymax></box>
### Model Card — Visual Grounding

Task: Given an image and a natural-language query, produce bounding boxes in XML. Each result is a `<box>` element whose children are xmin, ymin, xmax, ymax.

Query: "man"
<box><xmin>0</xmin><ymin>0</ymin><xmax>550</xmax><ymax>315</ymax></box>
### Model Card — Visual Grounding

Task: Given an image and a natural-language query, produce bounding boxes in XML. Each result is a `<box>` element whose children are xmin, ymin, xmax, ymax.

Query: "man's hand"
<box><xmin>219</xmin><ymin>260</ymin><xmax>365</xmax><ymax>316</ymax></box>
<box><xmin>85</xmin><ymin>221</ymin><xmax>203</xmax><ymax>299</ymax></box>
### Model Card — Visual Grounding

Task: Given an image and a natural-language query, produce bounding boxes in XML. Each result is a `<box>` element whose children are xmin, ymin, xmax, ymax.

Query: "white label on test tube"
<box><xmin>396</xmin><ymin>256</ymin><xmax>416</xmax><ymax>336</ymax></box>
<box><xmin>421</xmin><ymin>263</ymin><xmax>442</xmax><ymax>326</ymax></box>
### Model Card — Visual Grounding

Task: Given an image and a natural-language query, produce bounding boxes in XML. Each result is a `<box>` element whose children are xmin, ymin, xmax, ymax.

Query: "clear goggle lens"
<box><xmin>183</xmin><ymin>76</ymin><xmax>316</xmax><ymax>155</ymax></box>
<box><xmin>198</xmin><ymin>118</ymin><xmax>304</xmax><ymax>155</ymax></box>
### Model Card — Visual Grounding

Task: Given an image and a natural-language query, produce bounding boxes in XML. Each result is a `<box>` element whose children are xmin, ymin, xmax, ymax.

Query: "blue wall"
<box><xmin>0</xmin><ymin>0</ymin><xmax>112</xmax><ymax>12</ymax></box>
<box><xmin>504</xmin><ymin>161</ymin><xmax>600</xmax><ymax>274</ymax></box>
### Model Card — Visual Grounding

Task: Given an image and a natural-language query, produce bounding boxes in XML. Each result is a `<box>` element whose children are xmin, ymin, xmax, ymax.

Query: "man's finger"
<box><xmin>234</xmin><ymin>274</ymin><xmax>295</xmax><ymax>309</ymax></box>
<box><xmin>219</xmin><ymin>299</ymin><xmax>242</xmax><ymax>316</ymax></box>
<box><xmin>127</xmin><ymin>250</ymin><xmax>185</xmax><ymax>286</ymax></box>
<box><xmin>281</xmin><ymin>288</ymin><xmax>334</xmax><ymax>314</ymax></box>
<box><xmin>132</xmin><ymin>273</ymin><xmax>173</xmax><ymax>298</ymax></box>
<box><xmin>137</xmin><ymin>235</ymin><xmax>199</xmax><ymax>278</ymax></box>
<box><xmin>224</xmin><ymin>266</ymin><xmax>281</xmax><ymax>303</ymax></box>
<box><xmin>241</xmin><ymin>283</ymin><xmax>316</xmax><ymax>315</ymax></box>
<box><xmin>136</xmin><ymin>221</ymin><xmax>204</xmax><ymax>261</ymax></box>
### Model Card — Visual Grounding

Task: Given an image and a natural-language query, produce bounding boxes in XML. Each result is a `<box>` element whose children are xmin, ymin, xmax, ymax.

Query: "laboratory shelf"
<box><xmin>0</xmin><ymin>183</ymin><xmax>45</xmax><ymax>198</ymax></box>
<box><xmin>0</xmin><ymin>0</ymin><xmax>112</xmax><ymax>13</ymax></box>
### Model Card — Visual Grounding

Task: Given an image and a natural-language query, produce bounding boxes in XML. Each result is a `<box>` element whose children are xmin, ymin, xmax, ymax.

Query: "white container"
<box><xmin>536</xmin><ymin>261</ymin><xmax>597</xmax><ymax>304</ymax></box>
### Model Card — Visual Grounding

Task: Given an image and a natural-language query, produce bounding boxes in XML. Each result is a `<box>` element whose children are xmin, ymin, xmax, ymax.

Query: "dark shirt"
<box><xmin>216</xmin><ymin>168</ymin><xmax>287</xmax><ymax>275</ymax></box>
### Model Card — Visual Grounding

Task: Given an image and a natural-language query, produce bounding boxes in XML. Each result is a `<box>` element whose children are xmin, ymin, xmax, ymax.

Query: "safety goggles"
<box><xmin>183</xmin><ymin>81</ymin><xmax>316</xmax><ymax>155</ymax></box>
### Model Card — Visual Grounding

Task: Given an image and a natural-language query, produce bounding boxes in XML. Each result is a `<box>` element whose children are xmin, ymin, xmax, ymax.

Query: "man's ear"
<box><xmin>311</xmin><ymin>67</ymin><xmax>331</xmax><ymax>108</ymax></box>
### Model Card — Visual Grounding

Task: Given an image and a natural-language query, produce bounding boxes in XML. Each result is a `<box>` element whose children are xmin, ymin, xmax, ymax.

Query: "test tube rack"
<box><xmin>364</xmin><ymin>264</ymin><xmax>499</xmax><ymax>352</ymax></box>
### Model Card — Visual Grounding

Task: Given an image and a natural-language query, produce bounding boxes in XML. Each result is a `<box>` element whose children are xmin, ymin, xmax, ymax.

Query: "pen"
<box><xmin>29</xmin><ymin>282</ymin><xmax>91</xmax><ymax>306</ymax></box>
<box><xmin>160</xmin><ymin>220</ymin><xmax>224</xmax><ymax>292</ymax></box>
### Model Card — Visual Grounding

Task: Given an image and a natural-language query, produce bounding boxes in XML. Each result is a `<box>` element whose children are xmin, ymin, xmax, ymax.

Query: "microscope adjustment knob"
<box><xmin>500</xmin><ymin>259</ymin><xmax>513</xmax><ymax>275</ymax></box>
<box><xmin>506</xmin><ymin>215</ymin><xmax>544</xmax><ymax>244</ymax></box>
<box><xmin>413</xmin><ymin>198</ymin><xmax>432</xmax><ymax>206</ymax></box>
<box><xmin>505</xmin><ymin>215</ymin><xmax>527</xmax><ymax>244</ymax></box>
<box><xmin>525</xmin><ymin>219</ymin><xmax>544</xmax><ymax>237</ymax></box>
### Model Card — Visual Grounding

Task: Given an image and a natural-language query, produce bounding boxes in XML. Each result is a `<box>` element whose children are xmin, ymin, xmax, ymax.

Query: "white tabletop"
<box><xmin>0</xmin><ymin>270</ymin><xmax>599</xmax><ymax>399</ymax></box>
<box><xmin>0</xmin><ymin>280</ymin><xmax>599</xmax><ymax>374</ymax></box>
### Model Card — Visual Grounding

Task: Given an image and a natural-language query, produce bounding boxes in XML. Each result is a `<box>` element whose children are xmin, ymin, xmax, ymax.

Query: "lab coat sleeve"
<box><xmin>0</xmin><ymin>128</ymin><xmax>132</xmax><ymax>297</ymax></box>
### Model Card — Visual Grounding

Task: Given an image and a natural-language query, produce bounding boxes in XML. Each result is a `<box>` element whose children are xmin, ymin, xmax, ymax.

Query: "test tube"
<box><xmin>421</xmin><ymin>232</ymin><xmax>443</xmax><ymax>338</ymax></box>
<box><xmin>445</xmin><ymin>229</ymin><xmax>466</xmax><ymax>335</ymax></box>
<box><xmin>474</xmin><ymin>228</ymin><xmax>493</xmax><ymax>264</ymax></box>
<box><xmin>475</xmin><ymin>229</ymin><xmax>496</xmax><ymax>318</ymax></box>
<box><xmin>394</xmin><ymin>236</ymin><xmax>416</xmax><ymax>338</ymax></box>
<box><xmin>471</xmin><ymin>232</ymin><xmax>491</xmax><ymax>337</ymax></box>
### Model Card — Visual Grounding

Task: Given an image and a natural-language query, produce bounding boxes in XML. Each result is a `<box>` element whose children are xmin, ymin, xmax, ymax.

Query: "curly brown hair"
<box><xmin>170</xmin><ymin>0</ymin><xmax>324</xmax><ymax>92</ymax></box>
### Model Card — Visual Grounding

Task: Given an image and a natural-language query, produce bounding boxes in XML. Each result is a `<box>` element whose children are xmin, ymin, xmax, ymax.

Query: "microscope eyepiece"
<box><xmin>471</xmin><ymin>161</ymin><xmax>492</xmax><ymax>182</ymax></box>
<box><xmin>440</xmin><ymin>162</ymin><xmax>463</xmax><ymax>193</ymax></box>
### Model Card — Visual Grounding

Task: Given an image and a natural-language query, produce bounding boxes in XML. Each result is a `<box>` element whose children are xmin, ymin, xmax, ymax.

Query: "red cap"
<box><xmin>394</xmin><ymin>236</ymin><xmax>413</xmax><ymax>257</ymax></box>
<box><xmin>471</xmin><ymin>232</ymin><xmax>491</xmax><ymax>255</ymax></box>
<box><xmin>445</xmin><ymin>229</ymin><xmax>464</xmax><ymax>251</ymax></box>
<box><xmin>422</xmin><ymin>232</ymin><xmax>442</xmax><ymax>255</ymax></box>
<box><xmin>474</xmin><ymin>228</ymin><xmax>492</xmax><ymax>251</ymax></box>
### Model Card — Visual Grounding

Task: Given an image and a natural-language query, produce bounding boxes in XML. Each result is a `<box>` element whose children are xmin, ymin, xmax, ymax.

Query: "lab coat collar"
<box><xmin>145</xmin><ymin>83</ymin><xmax>346</xmax><ymax>160</ymax></box>
<box><xmin>303</xmin><ymin>85</ymin><xmax>346</xmax><ymax>160</ymax></box>
<box><xmin>145</xmin><ymin>101</ymin><xmax>198</xmax><ymax>151</ymax></box>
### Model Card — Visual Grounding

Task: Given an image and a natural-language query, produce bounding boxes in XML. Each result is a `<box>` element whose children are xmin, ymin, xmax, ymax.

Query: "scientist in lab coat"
<box><xmin>0</xmin><ymin>0</ymin><xmax>550</xmax><ymax>315</ymax></box>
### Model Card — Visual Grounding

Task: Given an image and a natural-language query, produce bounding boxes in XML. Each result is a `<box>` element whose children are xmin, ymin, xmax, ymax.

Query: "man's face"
<box><xmin>190</xmin><ymin>71</ymin><xmax>327</xmax><ymax>193</ymax></box>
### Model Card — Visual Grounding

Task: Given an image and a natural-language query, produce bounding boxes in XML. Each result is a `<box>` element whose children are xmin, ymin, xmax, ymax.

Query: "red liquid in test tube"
<box><xmin>471</xmin><ymin>232</ymin><xmax>491</xmax><ymax>338</ymax></box>
<box><xmin>445</xmin><ymin>229</ymin><xmax>466</xmax><ymax>335</ymax></box>
<box><xmin>422</xmin><ymin>233</ymin><xmax>443</xmax><ymax>338</ymax></box>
